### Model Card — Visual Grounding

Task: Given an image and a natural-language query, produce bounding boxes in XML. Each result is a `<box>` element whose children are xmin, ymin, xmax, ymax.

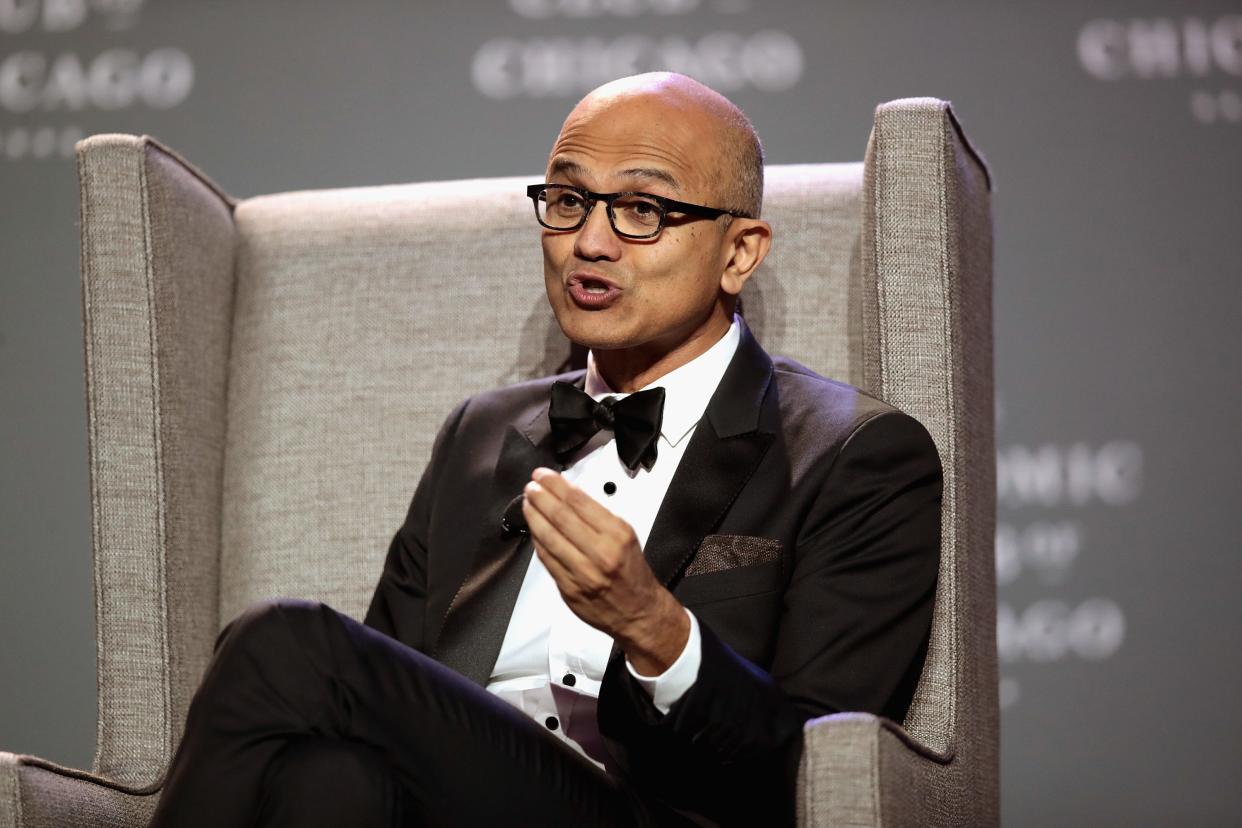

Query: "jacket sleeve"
<box><xmin>363</xmin><ymin>399</ymin><xmax>469</xmax><ymax>651</ymax></box>
<box><xmin>597</xmin><ymin>410</ymin><xmax>943</xmax><ymax>825</ymax></box>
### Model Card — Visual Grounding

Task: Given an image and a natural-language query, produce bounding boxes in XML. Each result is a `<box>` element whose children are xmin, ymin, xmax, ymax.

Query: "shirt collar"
<box><xmin>584</xmin><ymin>315</ymin><xmax>741</xmax><ymax>448</ymax></box>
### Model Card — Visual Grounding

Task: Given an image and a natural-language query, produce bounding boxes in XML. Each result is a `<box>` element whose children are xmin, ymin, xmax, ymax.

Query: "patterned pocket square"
<box><xmin>684</xmin><ymin>534</ymin><xmax>784</xmax><ymax>577</ymax></box>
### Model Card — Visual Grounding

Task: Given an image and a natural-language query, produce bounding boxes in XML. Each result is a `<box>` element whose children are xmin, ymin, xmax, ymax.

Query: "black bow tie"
<box><xmin>548</xmin><ymin>381</ymin><xmax>666</xmax><ymax>472</ymax></box>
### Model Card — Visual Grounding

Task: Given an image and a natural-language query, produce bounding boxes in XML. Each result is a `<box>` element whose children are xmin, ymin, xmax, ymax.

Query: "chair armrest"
<box><xmin>796</xmin><ymin>712</ymin><xmax>959</xmax><ymax>828</ymax></box>
<box><xmin>1</xmin><ymin>751</ymin><xmax>159</xmax><ymax>828</ymax></box>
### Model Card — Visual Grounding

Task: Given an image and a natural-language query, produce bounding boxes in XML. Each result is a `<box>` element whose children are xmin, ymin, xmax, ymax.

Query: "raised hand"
<box><xmin>522</xmin><ymin>466</ymin><xmax>689</xmax><ymax>675</ymax></box>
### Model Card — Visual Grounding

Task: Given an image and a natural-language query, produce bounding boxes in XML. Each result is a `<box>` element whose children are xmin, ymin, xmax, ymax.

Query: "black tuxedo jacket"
<box><xmin>364</xmin><ymin>321</ymin><xmax>942</xmax><ymax>826</ymax></box>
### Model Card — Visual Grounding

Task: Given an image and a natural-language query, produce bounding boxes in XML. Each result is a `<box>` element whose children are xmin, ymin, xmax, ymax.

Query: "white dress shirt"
<box><xmin>486</xmin><ymin>316</ymin><xmax>742</xmax><ymax>770</ymax></box>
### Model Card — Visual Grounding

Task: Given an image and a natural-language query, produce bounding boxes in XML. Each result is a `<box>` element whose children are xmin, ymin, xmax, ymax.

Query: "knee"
<box><xmin>257</xmin><ymin>737</ymin><xmax>401</xmax><ymax>827</ymax></box>
<box><xmin>214</xmin><ymin>598</ymin><xmax>331</xmax><ymax>656</ymax></box>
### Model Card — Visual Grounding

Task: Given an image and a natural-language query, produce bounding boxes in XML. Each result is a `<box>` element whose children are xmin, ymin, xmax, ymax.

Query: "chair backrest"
<box><xmin>76</xmin><ymin>98</ymin><xmax>994</xmax><ymax>801</ymax></box>
<box><xmin>216</xmin><ymin>162</ymin><xmax>870</xmax><ymax>622</ymax></box>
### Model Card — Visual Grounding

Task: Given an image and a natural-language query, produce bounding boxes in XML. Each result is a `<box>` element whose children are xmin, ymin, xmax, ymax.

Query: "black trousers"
<box><xmin>147</xmin><ymin>598</ymin><xmax>680</xmax><ymax>827</ymax></box>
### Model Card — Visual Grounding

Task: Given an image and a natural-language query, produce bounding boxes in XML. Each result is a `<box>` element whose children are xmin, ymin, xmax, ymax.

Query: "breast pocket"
<box><xmin>675</xmin><ymin>535</ymin><xmax>786</xmax><ymax>605</ymax></box>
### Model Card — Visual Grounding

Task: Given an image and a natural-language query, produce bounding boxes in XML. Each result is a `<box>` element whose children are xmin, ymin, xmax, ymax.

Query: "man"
<box><xmin>148</xmin><ymin>72</ymin><xmax>941</xmax><ymax>827</ymax></box>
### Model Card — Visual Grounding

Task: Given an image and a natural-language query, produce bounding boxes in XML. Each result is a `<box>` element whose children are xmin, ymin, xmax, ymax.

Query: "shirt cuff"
<box><xmin>624</xmin><ymin>608</ymin><xmax>701</xmax><ymax>715</ymax></box>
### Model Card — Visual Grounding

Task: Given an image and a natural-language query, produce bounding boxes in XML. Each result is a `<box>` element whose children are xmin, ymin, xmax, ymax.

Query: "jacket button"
<box><xmin>603</xmin><ymin>481</ymin><xmax>617</xmax><ymax>495</ymax></box>
<box><xmin>562</xmin><ymin>673</ymin><xmax>576</xmax><ymax>687</ymax></box>
<box><xmin>545</xmin><ymin>716</ymin><xmax>559</xmax><ymax>731</ymax></box>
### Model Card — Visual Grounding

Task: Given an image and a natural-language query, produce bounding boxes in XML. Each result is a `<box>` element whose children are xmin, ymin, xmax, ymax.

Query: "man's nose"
<box><xmin>572</xmin><ymin>202</ymin><xmax>623</xmax><ymax>262</ymax></box>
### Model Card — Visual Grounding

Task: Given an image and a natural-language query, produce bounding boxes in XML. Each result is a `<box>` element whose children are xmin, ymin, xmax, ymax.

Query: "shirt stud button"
<box><xmin>603</xmin><ymin>481</ymin><xmax>617</xmax><ymax>495</ymax></box>
<box><xmin>545</xmin><ymin>716</ymin><xmax>559</xmax><ymax>731</ymax></box>
<box><xmin>562</xmin><ymin>673</ymin><xmax>576</xmax><ymax>687</ymax></box>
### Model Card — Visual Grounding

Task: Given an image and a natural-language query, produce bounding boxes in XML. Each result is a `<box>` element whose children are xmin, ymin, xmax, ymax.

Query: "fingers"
<box><xmin>530</xmin><ymin>467</ymin><xmax>616</xmax><ymax>532</ymax></box>
<box><xmin>531</xmin><ymin>535</ymin><xmax>575</xmax><ymax>589</ymax></box>
<box><xmin>529</xmin><ymin>467</ymin><xmax>639</xmax><ymax>557</ymax></box>
<box><xmin>523</xmin><ymin>467</ymin><xmax>639</xmax><ymax>580</ymax></box>
<box><xmin>523</xmin><ymin>468</ymin><xmax>650</xmax><ymax>639</ymax></box>
<box><xmin>522</xmin><ymin>492</ymin><xmax>591</xmax><ymax>572</ymax></box>
<box><xmin>524</xmin><ymin>470</ymin><xmax>618</xmax><ymax>558</ymax></box>
<box><xmin>524</xmin><ymin>491</ymin><xmax>613</xmax><ymax>602</ymax></box>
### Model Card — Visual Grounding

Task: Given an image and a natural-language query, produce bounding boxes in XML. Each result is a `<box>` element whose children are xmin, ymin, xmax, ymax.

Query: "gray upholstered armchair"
<box><xmin>0</xmin><ymin>98</ymin><xmax>997</xmax><ymax>827</ymax></box>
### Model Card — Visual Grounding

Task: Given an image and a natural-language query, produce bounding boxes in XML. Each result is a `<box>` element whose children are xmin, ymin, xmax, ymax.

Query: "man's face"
<box><xmin>540</xmin><ymin>93</ymin><xmax>734</xmax><ymax>356</ymax></box>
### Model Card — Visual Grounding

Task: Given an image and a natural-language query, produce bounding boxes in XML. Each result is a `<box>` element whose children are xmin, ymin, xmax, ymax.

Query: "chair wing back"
<box><xmin>861</xmin><ymin>98</ymin><xmax>997</xmax><ymax>799</ymax></box>
<box><xmin>76</xmin><ymin>136</ymin><xmax>235</xmax><ymax>787</ymax></box>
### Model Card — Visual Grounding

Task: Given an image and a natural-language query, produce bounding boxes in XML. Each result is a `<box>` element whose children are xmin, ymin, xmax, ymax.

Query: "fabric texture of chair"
<box><xmin>0</xmin><ymin>97</ymin><xmax>997</xmax><ymax>827</ymax></box>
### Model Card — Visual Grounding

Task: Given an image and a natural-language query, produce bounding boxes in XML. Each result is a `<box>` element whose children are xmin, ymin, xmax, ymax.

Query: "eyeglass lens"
<box><xmin>536</xmin><ymin>186</ymin><xmax>663</xmax><ymax>236</ymax></box>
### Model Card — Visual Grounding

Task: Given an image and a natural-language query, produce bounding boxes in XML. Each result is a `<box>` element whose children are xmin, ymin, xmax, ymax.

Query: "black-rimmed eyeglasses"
<box><xmin>526</xmin><ymin>183</ymin><xmax>749</xmax><ymax>240</ymax></box>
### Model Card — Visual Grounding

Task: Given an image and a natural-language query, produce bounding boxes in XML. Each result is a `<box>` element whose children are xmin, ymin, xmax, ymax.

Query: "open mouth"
<box><xmin>567</xmin><ymin>273</ymin><xmax>622</xmax><ymax>309</ymax></box>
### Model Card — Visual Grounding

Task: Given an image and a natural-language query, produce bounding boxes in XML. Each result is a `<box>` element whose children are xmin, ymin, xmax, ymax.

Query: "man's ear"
<box><xmin>719</xmin><ymin>219</ymin><xmax>773</xmax><ymax>298</ymax></box>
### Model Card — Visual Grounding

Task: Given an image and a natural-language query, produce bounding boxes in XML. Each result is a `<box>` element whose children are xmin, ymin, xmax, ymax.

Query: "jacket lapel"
<box><xmin>433</xmin><ymin>322</ymin><xmax>777</xmax><ymax>684</ymax></box>
<box><xmin>431</xmin><ymin>377</ymin><xmax>574</xmax><ymax>686</ymax></box>
<box><xmin>643</xmin><ymin>320</ymin><xmax>779</xmax><ymax>586</ymax></box>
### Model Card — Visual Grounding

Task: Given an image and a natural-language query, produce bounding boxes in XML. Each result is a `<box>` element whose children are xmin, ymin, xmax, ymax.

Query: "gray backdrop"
<box><xmin>2</xmin><ymin>0</ymin><xmax>1240</xmax><ymax>824</ymax></box>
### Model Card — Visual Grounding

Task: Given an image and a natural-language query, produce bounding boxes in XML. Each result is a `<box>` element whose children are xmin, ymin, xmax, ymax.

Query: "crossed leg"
<box><xmin>147</xmin><ymin>598</ymin><xmax>666</xmax><ymax>827</ymax></box>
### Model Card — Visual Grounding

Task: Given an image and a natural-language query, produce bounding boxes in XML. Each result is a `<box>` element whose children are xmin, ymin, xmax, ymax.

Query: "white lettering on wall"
<box><xmin>1078</xmin><ymin>15</ymin><xmax>1242</xmax><ymax>80</ymax></box>
<box><xmin>995</xmin><ymin>433</ymin><xmax>1143</xmax><ymax>705</ymax></box>
<box><xmin>999</xmin><ymin>676</ymin><xmax>1020</xmax><ymax>709</ymax></box>
<box><xmin>0</xmin><ymin>0</ymin><xmax>37</xmax><ymax>31</ymax></box>
<box><xmin>997</xmin><ymin>440</ymin><xmax>1143</xmax><ymax>509</ymax></box>
<box><xmin>995</xmin><ymin>520</ymin><xmax>1081</xmax><ymax>586</ymax></box>
<box><xmin>472</xmin><ymin>30</ymin><xmax>802</xmax><ymax>98</ymax></box>
<box><xmin>1191</xmin><ymin>88</ymin><xmax>1242</xmax><ymax>123</ymax></box>
<box><xmin>0</xmin><ymin>123</ymin><xmax>83</xmax><ymax>159</ymax></box>
<box><xmin>998</xmin><ymin>599</ymin><xmax>1126</xmax><ymax>663</ymax></box>
<box><xmin>0</xmin><ymin>0</ymin><xmax>142</xmax><ymax>33</ymax></box>
<box><xmin>1</xmin><ymin>0</ymin><xmax>192</xmax><ymax>163</ymax></box>
<box><xmin>509</xmin><ymin>0</ymin><xmax>700</xmax><ymax>19</ymax></box>
<box><xmin>0</xmin><ymin>48</ymin><xmax>194</xmax><ymax>113</ymax></box>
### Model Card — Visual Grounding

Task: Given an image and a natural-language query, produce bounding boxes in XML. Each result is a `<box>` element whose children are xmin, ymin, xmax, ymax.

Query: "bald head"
<box><xmin>556</xmin><ymin>73</ymin><xmax>765</xmax><ymax>219</ymax></box>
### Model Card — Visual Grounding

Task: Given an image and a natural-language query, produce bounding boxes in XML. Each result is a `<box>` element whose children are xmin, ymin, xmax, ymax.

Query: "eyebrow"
<box><xmin>547</xmin><ymin>158</ymin><xmax>682</xmax><ymax>192</ymax></box>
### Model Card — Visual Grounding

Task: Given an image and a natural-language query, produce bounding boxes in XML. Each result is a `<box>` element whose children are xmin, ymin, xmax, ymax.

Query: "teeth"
<box><xmin>585</xmin><ymin>285</ymin><xmax>607</xmax><ymax>294</ymax></box>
